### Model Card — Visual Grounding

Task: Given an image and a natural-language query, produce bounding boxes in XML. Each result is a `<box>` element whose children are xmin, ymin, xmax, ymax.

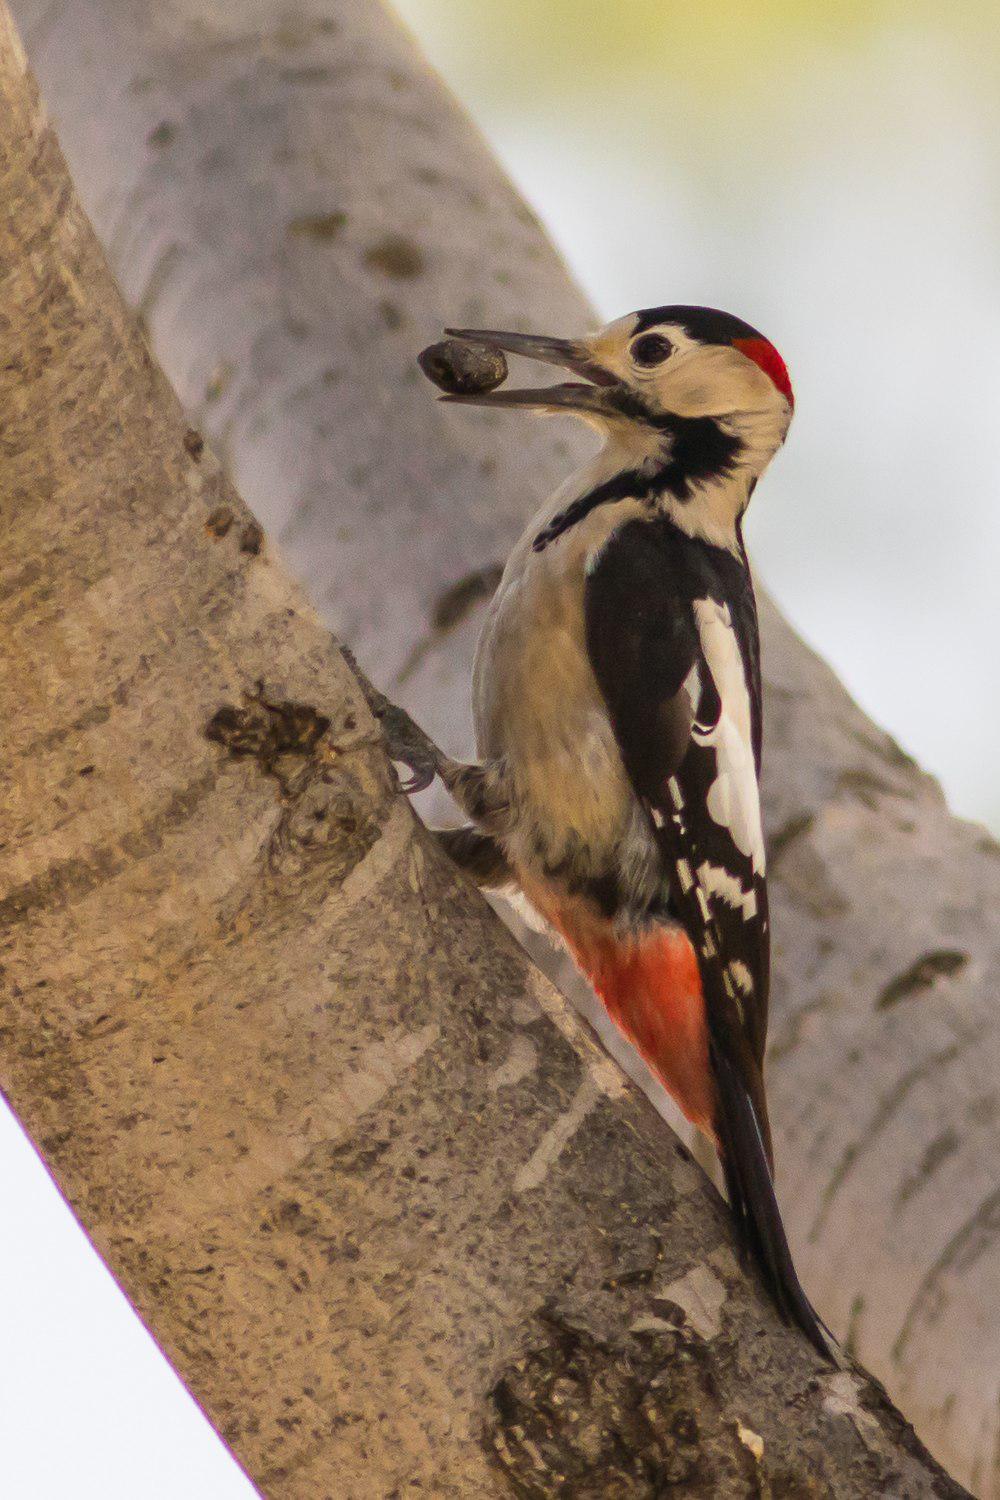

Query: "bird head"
<box><xmin>442</xmin><ymin>305</ymin><xmax>794</xmax><ymax>454</ymax></box>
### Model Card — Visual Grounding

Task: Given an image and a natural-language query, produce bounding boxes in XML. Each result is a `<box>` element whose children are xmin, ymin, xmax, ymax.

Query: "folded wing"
<box><xmin>584</xmin><ymin>515</ymin><xmax>830</xmax><ymax>1355</ymax></box>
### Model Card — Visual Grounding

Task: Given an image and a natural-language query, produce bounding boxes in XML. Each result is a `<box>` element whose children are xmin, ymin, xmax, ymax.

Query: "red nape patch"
<box><xmin>732</xmin><ymin>336</ymin><xmax>794</xmax><ymax>407</ymax></box>
<box><xmin>556</xmin><ymin>918</ymin><xmax>715</xmax><ymax>1138</ymax></box>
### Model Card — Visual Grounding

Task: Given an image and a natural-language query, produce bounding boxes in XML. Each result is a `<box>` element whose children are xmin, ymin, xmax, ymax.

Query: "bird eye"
<box><xmin>630</xmin><ymin>332</ymin><xmax>673</xmax><ymax>367</ymax></box>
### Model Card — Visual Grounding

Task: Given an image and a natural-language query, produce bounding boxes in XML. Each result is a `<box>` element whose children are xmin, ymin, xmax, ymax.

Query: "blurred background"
<box><xmin>5</xmin><ymin>3</ymin><xmax>1000</xmax><ymax>1496</ymax></box>
<box><xmin>394</xmin><ymin>0</ymin><xmax>1000</xmax><ymax>834</ymax></box>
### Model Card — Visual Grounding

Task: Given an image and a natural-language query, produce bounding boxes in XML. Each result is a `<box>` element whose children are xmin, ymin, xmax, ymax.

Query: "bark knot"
<box><xmin>484</xmin><ymin>1301</ymin><xmax>764</xmax><ymax>1497</ymax></box>
<box><xmin>205</xmin><ymin>684</ymin><xmax>331</xmax><ymax>781</ymax></box>
<box><xmin>205</xmin><ymin>685</ymin><xmax>387</xmax><ymax>883</ymax></box>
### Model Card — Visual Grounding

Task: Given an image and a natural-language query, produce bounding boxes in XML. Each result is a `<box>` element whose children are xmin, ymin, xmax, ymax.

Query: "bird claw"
<box><xmin>371</xmin><ymin>698</ymin><xmax>439</xmax><ymax>795</ymax></box>
<box><xmin>336</xmin><ymin>647</ymin><xmax>441</xmax><ymax>796</ymax></box>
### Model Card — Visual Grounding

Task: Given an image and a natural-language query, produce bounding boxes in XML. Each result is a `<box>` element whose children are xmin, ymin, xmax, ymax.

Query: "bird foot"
<box><xmin>369</xmin><ymin>693</ymin><xmax>440</xmax><ymax>795</ymax></box>
<box><xmin>337</xmin><ymin>646</ymin><xmax>441</xmax><ymax>795</ymax></box>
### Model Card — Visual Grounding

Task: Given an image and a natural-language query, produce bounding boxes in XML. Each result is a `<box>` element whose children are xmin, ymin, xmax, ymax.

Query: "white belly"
<box><xmin>472</xmin><ymin>493</ymin><xmax>649</xmax><ymax>877</ymax></box>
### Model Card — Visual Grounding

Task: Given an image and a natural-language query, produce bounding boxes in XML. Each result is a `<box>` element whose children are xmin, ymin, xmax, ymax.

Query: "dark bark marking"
<box><xmin>877</xmin><ymin>951</ymin><xmax>969</xmax><ymax>1010</ymax></box>
<box><xmin>850</xmin><ymin>726</ymin><xmax>919</xmax><ymax>774</ymax></box>
<box><xmin>205</xmin><ymin>684</ymin><xmax>331</xmax><ymax>781</ymax></box>
<box><xmin>976</xmin><ymin>832</ymin><xmax>1000</xmax><ymax>860</ymax></box>
<box><xmin>22</xmin><ymin>700</ymin><xmax>112</xmax><ymax>758</ymax></box>
<box><xmin>205</xmin><ymin>505</ymin><xmax>234</xmax><ymax>538</ymax></box>
<box><xmin>265</xmin><ymin>762</ymin><xmax>385</xmax><ymax>886</ymax></box>
<box><xmin>481</xmin><ymin>1294</ymin><xmax>960</xmax><ymax>1498</ymax></box>
<box><xmin>286</xmin><ymin>210</ymin><xmax>347</xmax><ymax>241</ymax></box>
<box><xmin>0</xmin><ymin>768</ymin><xmax>218</xmax><ymax>937</ymax></box>
<box><xmin>837</xmin><ymin>766</ymin><xmax>912</xmax><ymax>807</ymax></box>
<box><xmin>844</xmin><ymin>1294</ymin><xmax>865</xmax><ymax>1360</ymax></box>
<box><xmin>809</xmin><ymin>1043</ymin><xmax>963</xmax><ymax>1241</ymax></box>
<box><xmin>239</xmin><ymin>520</ymin><xmax>264</xmax><ymax>555</ymax></box>
<box><xmin>4</xmin><ymin>556</ymin><xmax>47</xmax><ymax>597</ymax></box>
<box><xmin>892</xmin><ymin>1187</ymin><xmax>1000</xmax><ymax>1365</ymax></box>
<box><xmin>147</xmin><ymin>120</ymin><xmax>176</xmax><ymax>148</ymax></box>
<box><xmin>205</xmin><ymin>685</ymin><xmax>386</xmax><ymax>885</ymax></box>
<box><xmin>204</xmin><ymin>359</ymin><xmax>235</xmax><ymax>403</ymax></box>
<box><xmin>278</xmin><ymin>65</ymin><xmax>337</xmax><ymax>84</ymax></box>
<box><xmin>854</xmin><ymin>1377</ymin><xmax>972</xmax><ymax>1499</ymax></box>
<box><xmin>396</xmin><ymin>564</ymin><xmax>505</xmax><ymax>685</ymax></box>
<box><xmin>767</xmin><ymin>811</ymin><xmax>815</xmax><ymax>867</ymax></box>
<box><xmin>895</xmin><ymin>1131</ymin><xmax>961</xmax><ymax>1209</ymax></box>
<box><xmin>773</xmin><ymin>845</ymin><xmax>850</xmax><ymax>919</ymax></box>
<box><xmin>431</xmin><ymin>564</ymin><xmax>504</xmax><ymax>632</ymax></box>
<box><xmin>363</xmin><ymin>233</ymin><xmax>425</xmax><ymax>279</ymax></box>
<box><xmin>766</xmin><ymin>995</ymin><xmax>833</xmax><ymax>1066</ymax></box>
<box><xmin>484</xmin><ymin>1303</ymin><xmax>741</xmax><ymax>1497</ymax></box>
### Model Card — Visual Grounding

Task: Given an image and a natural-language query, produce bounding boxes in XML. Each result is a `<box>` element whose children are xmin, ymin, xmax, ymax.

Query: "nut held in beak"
<box><xmin>417</xmin><ymin>338</ymin><xmax>509</xmax><ymax>396</ymax></box>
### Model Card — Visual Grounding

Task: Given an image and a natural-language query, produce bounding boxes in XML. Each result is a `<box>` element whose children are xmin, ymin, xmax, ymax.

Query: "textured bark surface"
<box><xmin>19</xmin><ymin>0</ymin><xmax>590</xmax><ymax>751</ymax></box>
<box><xmin>0</xmin><ymin>9</ymin><xmax>978</xmax><ymax>1497</ymax></box>
<box><xmin>0</xmin><ymin>11</ymin><xmax>983</xmax><ymax>1500</ymax></box>
<box><xmin>11</xmin><ymin>0</ymin><xmax>1000</xmax><ymax>1493</ymax></box>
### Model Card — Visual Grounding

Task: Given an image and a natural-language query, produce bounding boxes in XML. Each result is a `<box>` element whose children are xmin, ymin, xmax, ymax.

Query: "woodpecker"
<box><xmin>382</xmin><ymin>306</ymin><xmax>829</xmax><ymax>1354</ymax></box>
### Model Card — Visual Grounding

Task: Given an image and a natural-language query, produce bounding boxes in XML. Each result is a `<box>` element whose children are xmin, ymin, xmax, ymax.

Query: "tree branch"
<box><xmin>0</xmin><ymin>6</ymin><xmax>975</xmax><ymax>1495</ymax></box>
<box><xmin>10</xmin><ymin>0</ymin><xmax>1000</xmax><ymax>1491</ymax></box>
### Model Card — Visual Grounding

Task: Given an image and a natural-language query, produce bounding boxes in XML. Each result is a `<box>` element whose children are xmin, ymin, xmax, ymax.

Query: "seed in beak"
<box><xmin>417</xmin><ymin>338</ymin><xmax>509</xmax><ymax>396</ymax></box>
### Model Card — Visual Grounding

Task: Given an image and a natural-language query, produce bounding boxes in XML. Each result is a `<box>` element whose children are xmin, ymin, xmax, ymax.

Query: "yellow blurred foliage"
<box><xmin>394</xmin><ymin>0</ymin><xmax>995</xmax><ymax>107</ymax></box>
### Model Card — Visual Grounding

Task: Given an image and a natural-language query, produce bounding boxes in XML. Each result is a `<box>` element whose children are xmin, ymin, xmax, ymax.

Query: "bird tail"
<box><xmin>711</xmin><ymin>1041</ymin><xmax>833</xmax><ymax>1358</ymax></box>
<box><xmin>531</xmin><ymin>897</ymin><xmax>833</xmax><ymax>1358</ymax></box>
<box><xmin>564</xmin><ymin>919</ymin><xmax>720</xmax><ymax>1138</ymax></box>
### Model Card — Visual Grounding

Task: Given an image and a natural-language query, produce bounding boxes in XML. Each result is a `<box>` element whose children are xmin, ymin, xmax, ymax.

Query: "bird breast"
<box><xmin>472</xmin><ymin>495</ymin><xmax>651</xmax><ymax>882</ymax></box>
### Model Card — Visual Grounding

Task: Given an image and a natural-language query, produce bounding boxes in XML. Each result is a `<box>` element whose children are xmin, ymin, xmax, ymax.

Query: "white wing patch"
<box><xmin>728</xmin><ymin>959</ymin><xmax>755</xmax><ymax>997</ymax></box>
<box><xmin>690</xmin><ymin>598</ymin><xmax>766</xmax><ymax>876</ymax></box>
<box><xmin>696</xmin><ymin>860</ymin><xmax>758</xmax><ymax>920</ymax></box>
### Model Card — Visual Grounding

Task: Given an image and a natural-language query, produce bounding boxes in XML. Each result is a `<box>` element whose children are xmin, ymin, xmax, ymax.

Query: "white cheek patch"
<box><xmin>659</xmin><ymin>344</ymin><xmax>754</xmax><ymax>418</ymax></box>
<box><xmin>690</xmin><ymin>598</ymin><xmax>766</xmax><ymax>876</ymax></box>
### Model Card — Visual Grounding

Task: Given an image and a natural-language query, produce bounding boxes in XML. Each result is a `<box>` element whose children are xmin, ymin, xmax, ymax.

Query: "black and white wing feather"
<box><xmin>583</xmin><ymin>515</ymin><xmax>769</xmax><ymax>1057</ymax></box>
<box><xmin>584</xmin><ymin>514</ymin><xmax>830</xmax><ymax>1356</ymax></box>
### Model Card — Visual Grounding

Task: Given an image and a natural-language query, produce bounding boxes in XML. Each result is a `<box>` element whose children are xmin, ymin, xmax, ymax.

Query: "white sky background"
<box><xmin>4</xmin><ymin>4</ymin><xmax>1000</xmax><ymax>1496</ymax></box>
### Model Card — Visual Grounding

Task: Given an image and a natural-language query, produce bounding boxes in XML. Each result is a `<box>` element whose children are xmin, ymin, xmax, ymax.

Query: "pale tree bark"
<box><xmin>11</xmin><ymin>0</ymin><xmax>1000</xmax><ymax>1493</ymax></box>
<box><xmin>0</xmin><ymin>8</ymin><xmax>979</xmax><ymax>1498</ymax></box>
<box><xmin>18</xmin><ymin>0</ymin><xmax>590</xmax><ymax>745</ymax></box>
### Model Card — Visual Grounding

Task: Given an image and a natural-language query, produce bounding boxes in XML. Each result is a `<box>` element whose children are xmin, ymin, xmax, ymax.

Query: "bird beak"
<box><xmin>440</xmin><ymin>327</ymin><xmax>620</xmax><ymax>413</ymax></box>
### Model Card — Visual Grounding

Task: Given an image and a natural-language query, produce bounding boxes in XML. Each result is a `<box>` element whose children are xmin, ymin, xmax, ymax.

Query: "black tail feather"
<box><xmin>712</xmin><ymin>1043</ymin><xmax>834</xmax><ymax>1359</ymax></box>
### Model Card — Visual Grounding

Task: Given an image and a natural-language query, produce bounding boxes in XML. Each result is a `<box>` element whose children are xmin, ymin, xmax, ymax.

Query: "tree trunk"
<box><xmin>12</xmin><ymin>0</ymin><xmax>1000</xmax><ymax>1493</ymax></box>
<box><xmin>18</xmin><ymin>0</ymin><xmax>592</xmax><ymax>750</ymax></box>
<box><xmin>0</xmin><ymin>8</ymin><xmax>976</xmax><ymax>1497</ymax></box>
